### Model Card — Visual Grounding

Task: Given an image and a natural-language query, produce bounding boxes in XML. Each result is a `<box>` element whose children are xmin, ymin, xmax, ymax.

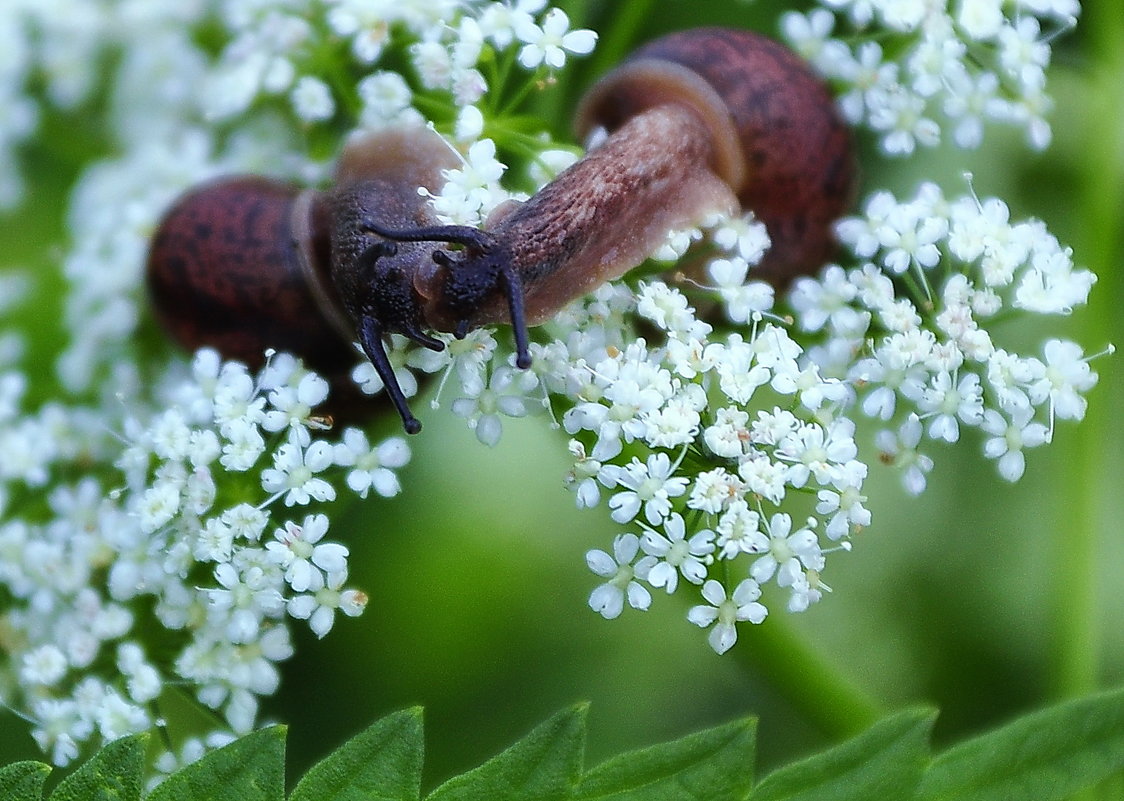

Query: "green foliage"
<box><xmin>10</xmin><ymin>692</ymin><xmax>1124</xmax><ymax>801</ymax></box>
<box><xmin>48</xmin><ymin>735</ymin><xmax>145</xmax><ymax>801</ymax></box>
<box><xmin>146</xmin><ymin>728</ymin><xmax>285</xmax><ymax>801</ymax></box>
<box><xmin>0</xmin><ymin>761</ymin><xmax>51</xmax><ymax>801</ymax></box>
<box><xmin>289</xmin><ymin>709</ymin><xmax>423</xmax><ymax>801</ymax></box>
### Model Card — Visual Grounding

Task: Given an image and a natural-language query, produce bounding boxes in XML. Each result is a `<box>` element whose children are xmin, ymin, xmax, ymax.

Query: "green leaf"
<box><xmin>918</xmin><ymin>686</ymin><xmax>1124</xmax><ymax>801</ymax></box>
<box><xmin>48</xmin><ymin>734</ymin><xmax>145</xmax><ymax>801</ymax></box>
<box><xmin>753</xmin><ymin>709</ymin><xmax>934</xmax><ymax>801</ymax></box>
<box><xmin>147</xmin><ymin>726</ymin><xmax>285</xmax><ymax>801</ymax></box>
<box><xmin>0</xmin><ymin>761</ymin><xmax>51</xmax><ymax>801</ymax></box>
<box><xmin>576</xmin><ymin>718</ymin><xmax>756</xmax><ymax>801</ymax></box>
<box><xmin>425</xmin><ymin>705</ymin><xmax>587</xmax><ymax>801</ymax></box>
<box><xmin>290</xmin><ymin>708</ymin><xmax>424</xmax><ymax>801</ymax></box>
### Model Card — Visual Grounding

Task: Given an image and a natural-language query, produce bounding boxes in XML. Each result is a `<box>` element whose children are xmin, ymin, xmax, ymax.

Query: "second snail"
<box><xmin>147</xmin><ymin>27</ymin><xmax>855</xmax><ymax>434</ymax></box>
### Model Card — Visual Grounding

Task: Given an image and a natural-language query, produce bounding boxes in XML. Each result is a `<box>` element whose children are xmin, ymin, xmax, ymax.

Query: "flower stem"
<box><xmin>1052</xmin><ymin>0</ymin><xmax>1124</xmax><ymax>703</ymax></box>
<box><xmin>1051</xmin><ymin>6</ymin><xmax>1124</xmax><ymax>800</ymax></box>
<box><xmin>734</xmin><ymin>616</ymin><xmax>883</xmax><ymax>738</ymax></box>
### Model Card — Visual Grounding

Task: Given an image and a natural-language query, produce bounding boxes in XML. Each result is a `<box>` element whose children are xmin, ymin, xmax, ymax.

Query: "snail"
<box><xmin>368</xmin><ymin>26</ymin><xmax>854</xmax><ymax>377</ymax></box>
<box><xmin>147</xmin><ymin>27</ymin><xmax>854</xmax><ymax>435</ymax></box>
<box><xmin>146</xmin><ymin>126</ymin><xmax>459</xmax><ymax>433</ymax></box>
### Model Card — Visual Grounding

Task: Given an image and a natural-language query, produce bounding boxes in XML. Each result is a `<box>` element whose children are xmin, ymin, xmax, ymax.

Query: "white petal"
<box><xmin>708</xmin><ymin>622</ymin><xmax>738</xmax><ymax>654</ymax></box>
<box><xmin>589</xmin><ymin>584</ymin><xmax>623</xmax><ymax>619</ymax></box>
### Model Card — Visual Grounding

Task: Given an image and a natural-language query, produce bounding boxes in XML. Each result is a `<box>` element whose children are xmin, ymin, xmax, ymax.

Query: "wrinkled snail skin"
<box><xmin>146</xmin><ymin>126</ymin><xmax>458</xmax><ymax>432</ymax></box>
<box><xmin>583</xmin><ymin>27</ymin><xmax>856</xmax><ymax>284</ymax></box>
<box><xmin>373</xmin><ymin>26</ymin><xmax>856</xmax><ymax>371</ymax></box>
<box><xmin>147</xmin><ymin>28</ymin><xmax>854</xmax><ymax>435</ymax></box>
<box><xmin>146</xmin><ymin>176</ymin><xmax>353</xmax><ymax>377</ymax></box>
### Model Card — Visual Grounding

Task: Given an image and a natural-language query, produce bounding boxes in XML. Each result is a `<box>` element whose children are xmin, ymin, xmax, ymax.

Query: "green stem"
<box><xmin>1054</xmin><ymin>6</ymin><xmax>1124</xmax><ymax>800</ymax></box>
<box><xmin>734</xmin><ymin>616</ymin><xmax>883</xmax><ymax>738</ymax></box>
<box><xmin>1052</xmin><ymin>1</ymin><xmax>1124</xmax><ymax>704</ymax></box>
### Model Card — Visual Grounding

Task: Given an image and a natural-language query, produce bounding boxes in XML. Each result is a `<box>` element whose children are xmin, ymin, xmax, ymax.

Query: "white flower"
<box><xmin>687</xmin><ymin>579</ymin><xmax>767</xmax><ymax>655</ymax></box>
<box><xmin>260</xmin><ymin>434</ymin><xmax>336</xmax><ymax>506</ymax></box>
<box><xmin>479</xmin><ymin>0</ymin><xmax>547</xmax><ymax>48</ymax></box>
<box><xmin>20</xmin><ymin>645</ymin><xmax>68</xmax><ymax>687</ymax></box>
<box><xmin>915</xmin><ymin>371</ymin><xmax>984</xmax><ymax>442</ymax></box>
<box><xmin>640</xmin><ymin>514</ymin><xmax>714</xmax><ymax>593</ymax></box>
<box><xmin>207</xmin><ymin>562</ymin><xmax>285</xmax><ymax>643</ymax></box>
<box><xmin>1030</xmin><ymin>339</ymin><xmax>1098</xmax><ymax>422</ymax></box>
<box><xmin>423</xmin><ymin>137</ymin><xmax>510</xmax><ymax>226</ymax></box>
<box><xmin>290</xmin><ymin>75</ymin><xmax>334</xmax><ymax>121</ymax></box>
<box><xmin>876</xmin><ymin>415</ymin><xmax>934</xmax><ymax>495</ymax></box>
<box><xmin>816</xmin><ymin>461</ymin><xmax>871</xmax><ymax>539</ymax></box>
<box><xmin>515</xmin><ymin>9</ymin><xmax>596</xmax><ymax>70</ymax></box>
<box><xmin>333</xmin><ymin>428</ymin><xmax>410</xmax><ymax>498</ymax></box>
<box><xmin>750</xmin><ymin>513</ymin><xmax>824</xmax><ymax>588</ymax></box>
<box><xmin>220</xmin><ymin>418</ymin><xmax>266</xmax><ymax>472</ymax></box>
<box><xmin>564</xmin><ymin>439</ymin><xmax>605</xmax><ymax>508</ymax></box>
<box><xmin>981</xmin><ymin>407</ymin><xmax>1049</xmax><ymax>481</ymax></box>
<box><xmin>452</xmin><ymin>365</ymin><xmax>538</xmax><ymax>447</ymax></box>
<box><xmin>586</xmin><ymin>533</ymin><xmax>651</xmax><ymax>619</ymax></box>
<box><xmin>604</xmin><ymin>452</ymin><xmax>689</xmax><ymax>525</ymax></box>
<box><xmin>262</xmin><ymin>373</ymin><xmax>330</xmax><ymax>446</ymax></box>
<box><xmin>287</xmin><ymin>569</ymin><xmax>367</xmax><ymax>638</ymax></box>
<box><xmin>714</xmin><ymin>499</ymin><xmax>766</xmax><ymax>560</ymax></box>
<box><xmin>266</xmin><ymin>514</ymin><xmax>347</xmax><ymax>593</ymax></box>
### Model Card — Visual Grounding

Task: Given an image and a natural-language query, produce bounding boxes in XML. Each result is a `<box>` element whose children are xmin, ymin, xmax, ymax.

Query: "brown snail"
<box><xmin>147</xmin><ymin>126</ymin><xmax>459</xmax><ymax>433</ymax></box>
<box><xmin>148</xmin><ymin>27</ymin><xmax>854</xmax><ymax>435</ymax></box>
<box><xmin>368</xmin><ymin>26</ymin><xmax>854</xmax><ymax>369</ymax></box>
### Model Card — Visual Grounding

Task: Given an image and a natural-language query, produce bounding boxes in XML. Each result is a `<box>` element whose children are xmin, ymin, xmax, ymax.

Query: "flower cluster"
<box><xmin>782</xmin><ymin>0</ymin><xmax>1077</xmax><ymax>154</ymax></box>
<box><xmin>792</xmin><ymin>182</ymin><xmax>1101</xmax><ymax>487</ymax></box>
<box><xmin>2</xmin><ymin>0</ymin><xmax>600</xmax><ymax>770</ymax></box>
<box><xmin>0</xmin><ymin>348</ymin><xmax>407</xmax><ymax>766</ymax></box>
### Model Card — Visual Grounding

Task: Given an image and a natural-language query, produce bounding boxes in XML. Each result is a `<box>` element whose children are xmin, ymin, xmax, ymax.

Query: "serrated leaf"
<box><xmin>576</xmin><ymin>718</ymin><xmax>756</xmax><ymax>801</ymax></box>
<box><xmin>0</xmin><ymin>761</ymin><xmax>51</xmax><ymax>801</ymax></box>
<box><xmin>147</xmin><ymin>726</ymin><xmax>285</xmax><ymax>801</ymax></box>
<box><xmin>425</xmin><ymin>705</ymin><xmax>586</xmax><ymax>801</ymax></box>
<box><xmin>753</xmin><ymin>709</ymin><xmax>934</xmax><ymax>801</ymax></box>
<box><xmin>289</xmin><ymin>708</ymin><xmax>424</xmax><ymax>801</ymax></box>
<box><xmin>48</xmin><ymin>734</ymin><xmax>145</xmax><ymax>801</ymax></box>
<box><xmin>918</xmin><ymin>686</ymin><xmax>1124</xmax><ymax>801</ymax></box>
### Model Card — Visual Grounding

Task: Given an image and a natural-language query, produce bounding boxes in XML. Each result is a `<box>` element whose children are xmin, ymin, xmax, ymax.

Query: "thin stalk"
<box><xmin>1055</xmin><ymin>3</ymin><xmax>1124</xmax><ymax>799</ymax></box>
<box><xmin>733</xmin><ymin>616</ymin><xmax>883</xmax><ymax>738</ymax></box>
<box><xmin>1052</xmin><ymin>0</ymin><xmax>1124</xmax><ymax>701</ymax></box>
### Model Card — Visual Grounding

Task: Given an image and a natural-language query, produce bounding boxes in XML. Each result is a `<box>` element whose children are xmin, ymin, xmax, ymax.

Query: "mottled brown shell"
<box><xmin>146</xmin><ymin>177</ymin><xmax>357</xmax><ymax>378</ymax></box>
<box><xmin>576</xmin><ymin>27</ymin><xmax>855</xmax><ymax>284</ymax></box>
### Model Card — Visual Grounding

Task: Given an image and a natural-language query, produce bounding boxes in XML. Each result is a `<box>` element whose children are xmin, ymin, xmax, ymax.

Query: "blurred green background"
<box><xmin>1</xmin><ymin>0</ymin><xmax>1122</xmax><ymax>792</ymax></box>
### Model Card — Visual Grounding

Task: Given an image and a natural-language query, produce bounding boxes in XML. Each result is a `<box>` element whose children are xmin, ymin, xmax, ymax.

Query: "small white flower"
<box><xmin>290</xmin><ymin>75</ymin><xmax>335</xmax><ymax>121</ymax></box>
<box><xmin>640</xmin><ymin>514</ymin><xmax>714</xmax><ymax>593</ymax></box>
<box><xmin>604</xmin><ymin>452</ymin><xmax>689</xmax><ymax>525</ymax></box>
<box><xmin>714</xmin><ymin>499</ymin><xmax>766</xmax><ymax>560</ymax></box>
<box><xmin>220</xmin><ymin>418</ymin><xmax>266</xmax><ymax>472</ymax></box>
<box><xmin>515</xmin><ymin>8</ymin><xmax>597</xmax><ymax>70</ymax></box>
<box><xmin>750</xmin><ymin>513</ymin><xmax>824</xmax><ymax>588</ymax></box>
<box><xmin>333</xmin><ymin>428</ymin><xmax>410</xmax><ymax>498</ymax></box>
<box><xmin>876</xmin><ymin>415</ymin><xmax>934</xmax><ymax>495</ymax></box>
<box><xmin>586</xmin><ymin>533</ymin><xmax>651</xmax><ymax>619</ymax></box>
<box><xmin>981</xmin><ymin>407</ymin><xmax>1049</xmax><ymax>481</ymax></box>
<box><xmin>1030</xmin><ymin>339</ymin><xmax>1098</xmax><ymax>422</ymax></box>
<box><xmin>687</xmin><ymin>579</ymin><xmax>767</xmax><ymax>655</ymax></box>
<box><xmin>287</xmin><ymin>569</ymin><xmax>367</xmax><ymax>638</ymax></box>
<box><xmin>262</xmin><ymin>373</ymin><xmax>330</xmax><ymax>446</ymax></box>
<box><xmin>20</xmin><ymin>645</ymin><xmax>68</xmax><ymax>687</ymax></box>
<box><xmin>260</xmin><ymin>434</ymin><xmax>336</xmax><ymax>506</ymax></box>
<box><xmin>266</xmin><ymin>514</ymin><xmax>347</xmax><ymax>593</ymax></box>
<box><xmin>452</xmin><ymin>366</ymin><xmax>537</xmax><ymax>447</ymax></box>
